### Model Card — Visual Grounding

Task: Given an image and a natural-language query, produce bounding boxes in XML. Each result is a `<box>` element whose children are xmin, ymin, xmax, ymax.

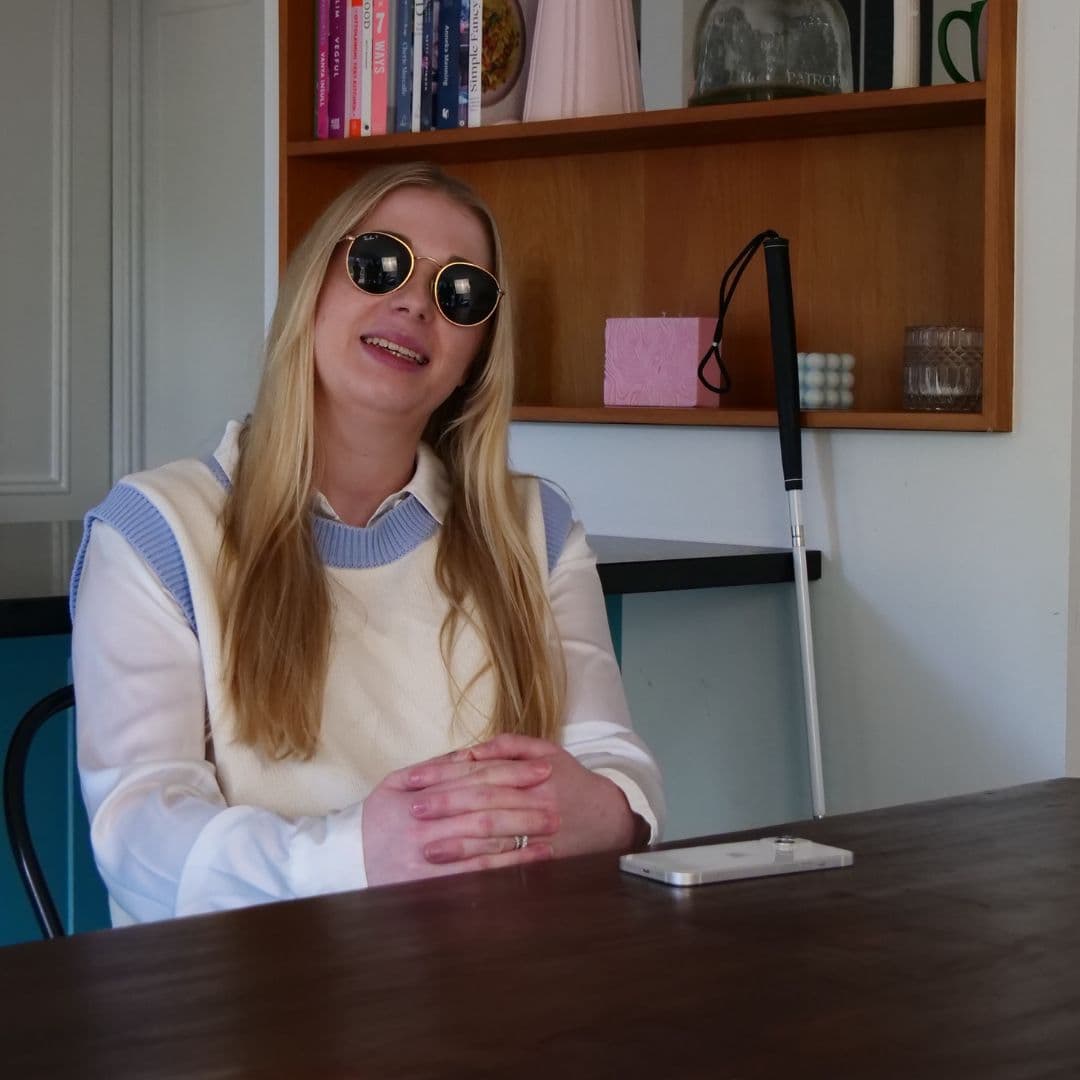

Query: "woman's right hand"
<box><xmin>361</xmin><ymin>751</ymin><xmax>559</xmax><ymax>887</ymax></box>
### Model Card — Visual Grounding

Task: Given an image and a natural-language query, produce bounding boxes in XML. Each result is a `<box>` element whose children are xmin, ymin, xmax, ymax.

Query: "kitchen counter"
<box><xmin>0</xmin><ymin>522</ymin><xmax>821</xmax><ymax>638</ymax></box>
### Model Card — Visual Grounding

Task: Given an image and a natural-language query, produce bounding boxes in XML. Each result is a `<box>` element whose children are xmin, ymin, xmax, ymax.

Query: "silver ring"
<box><xmin>513</xmin><ymin>834</ymin><xmax>529</xmax><ymax>850</ymax></box>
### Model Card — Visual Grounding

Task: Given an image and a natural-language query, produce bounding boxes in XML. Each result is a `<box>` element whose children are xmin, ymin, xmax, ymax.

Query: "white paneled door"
<box><xmin>0</xmin><ymin>0</ymin><xmax>112</xmax><ymax>522</ymax></box>
<box><xmin>139</xmin><ymin>0</ymin><xmax>270</xmax><ymax>468</ymax></box>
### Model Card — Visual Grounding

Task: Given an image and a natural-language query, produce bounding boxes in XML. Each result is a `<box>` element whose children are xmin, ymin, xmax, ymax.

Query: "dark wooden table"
<box><xmin>1</xmin><ymin>780</ymin><xmax>1077</xmax><ymax>1078</ymax></box>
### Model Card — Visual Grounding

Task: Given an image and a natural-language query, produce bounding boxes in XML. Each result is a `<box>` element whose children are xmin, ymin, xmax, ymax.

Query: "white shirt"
<box><xmin>73</xmin><ymin>452</ymin><xmax>663</xmax><ymax>924</ymax></box>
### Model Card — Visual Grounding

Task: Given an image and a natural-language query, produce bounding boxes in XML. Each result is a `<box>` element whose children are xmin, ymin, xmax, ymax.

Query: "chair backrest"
<box><xmin>3</xmin><ymin>684</ymin><xmax>75</xmax><ymax>940</ymax></box>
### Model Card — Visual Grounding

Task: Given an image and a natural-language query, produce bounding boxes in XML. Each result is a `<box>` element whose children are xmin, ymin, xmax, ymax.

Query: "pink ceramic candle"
<box><xmin>604</xmin><ymin>318</ymin><xmax>720</xmax><ymax>408</ymax></box>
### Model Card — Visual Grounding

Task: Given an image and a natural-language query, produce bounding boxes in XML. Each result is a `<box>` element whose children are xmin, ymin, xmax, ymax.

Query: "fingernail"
<box><xmin>424</xmin><ymin>845</ymin><xmax>450</xmax><ymax>863</ymax></box>
<box><xmin>406</xmin><ymin>772</ymin><xmax>425</xmax><ymax>787</ymax></box>
<box><xmin>411</xmin><ymin>800</ymin><xmax>430</xmax><ymax>817</ymax></box>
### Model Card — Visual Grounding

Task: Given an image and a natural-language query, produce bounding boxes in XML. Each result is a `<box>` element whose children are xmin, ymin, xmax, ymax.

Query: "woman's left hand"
<box><xmin>406</xmin><ymin>733</ymin><xmax>640</xmax><ymax>861</ymax></box>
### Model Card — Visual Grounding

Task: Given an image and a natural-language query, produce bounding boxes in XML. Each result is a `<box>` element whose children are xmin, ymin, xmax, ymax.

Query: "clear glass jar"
<box><xmin>902</xmin><ymin>326</ymin><xmax>984</xmax><ymax>412</ymax></box>
<box><xmin>690</xmin><ymin>0</ymin><xmax>854</xmax><ymax>106</ymax></box>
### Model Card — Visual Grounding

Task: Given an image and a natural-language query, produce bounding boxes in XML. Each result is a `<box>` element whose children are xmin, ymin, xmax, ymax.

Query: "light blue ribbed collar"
<box><xmin>310</xmin><ymin>496</ymin><xmax>438</xmax><ymax>568</ymax></box>
<box><xmin>203</xmin><ymin>423</ymin><xmax>440</xmax><ymax>569</ymax></box>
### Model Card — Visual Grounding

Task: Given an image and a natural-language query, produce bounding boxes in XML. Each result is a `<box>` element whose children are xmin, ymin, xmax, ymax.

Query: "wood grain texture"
<box><xmin>286</xmin><ymin>84</ymin><xmax>988</xmax><ymax>162</ymax></box>
<box><xmin>982</xmin><ymin>0</ymin><xmax>1017</xmax><ymax>431</ymax></box>
<box><xmin>278</xmin><ymin>0</ymin><xmax>1015</xmax><ymax>432</ymax></box>
<box><xmin>510</xmin><ymin>405</ymin><xmax>996</xmax><ymax>430</ymax></box>
<box><xmin>1</xmin><ymin>780</ymin><xmax>1078</xmax><ymax>1078</ymax></box>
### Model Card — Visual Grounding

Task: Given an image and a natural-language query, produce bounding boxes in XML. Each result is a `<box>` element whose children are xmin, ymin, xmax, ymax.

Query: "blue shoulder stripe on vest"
<box><xmin>69</xmin><ymin>483</ymin><xmax>197</xmax><ymax>635</ymax></box>
<box><xmin>203</xmin><ymin>453</ymin><xmax>230</xmax><ymax>490</ymax></box>
<box><xmin>539</xmin><ymin>481</ymin><xmax>574</xmax><ymax>574</ymax></box>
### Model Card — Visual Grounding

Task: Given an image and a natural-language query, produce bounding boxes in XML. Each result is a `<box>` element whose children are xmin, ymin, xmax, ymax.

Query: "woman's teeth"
<box><xmin>362</xmin><ymin>336</ymin><xmax>428</xmax><ymax>366</ymax></box>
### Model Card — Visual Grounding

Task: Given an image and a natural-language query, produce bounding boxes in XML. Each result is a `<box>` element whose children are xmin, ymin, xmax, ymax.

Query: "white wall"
<box><xmin>511</xmin><ymin>0</ymin><xmax>1080</xmax><ymax>831</ymax></box>
<box><xmin>639</xmin><ymin>0</ymin><xmax>710</xmax><ymax>110</ymax></box>
<box><xmin>1069</xmin><ymin>13</ymin><xmax>1080</xmax><ymax>779</ymax></box>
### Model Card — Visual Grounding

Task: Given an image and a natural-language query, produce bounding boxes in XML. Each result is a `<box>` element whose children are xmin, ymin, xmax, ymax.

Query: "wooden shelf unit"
<box><xmin>280</xmin><ymin>0</ymin><xmax>1016</xmax><ymax>432</ymax></box>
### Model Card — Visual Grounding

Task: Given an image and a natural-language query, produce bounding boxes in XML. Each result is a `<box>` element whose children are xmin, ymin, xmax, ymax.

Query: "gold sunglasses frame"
<box><xmin>341</xmin><ymin>231</ymin><xmax>505</xmax><ymax>328</ymax></box>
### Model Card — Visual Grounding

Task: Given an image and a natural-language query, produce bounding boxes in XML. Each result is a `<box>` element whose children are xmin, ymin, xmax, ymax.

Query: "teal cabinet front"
<box><xmin>1</xmin><ymin>635</ymin><xmax>109</xmax><ymax>946</ymax></box>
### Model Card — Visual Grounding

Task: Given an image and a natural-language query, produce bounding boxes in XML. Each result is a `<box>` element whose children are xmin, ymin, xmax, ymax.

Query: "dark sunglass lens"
<box><xmin>435</xmin><ymin>265</ymin><xmax>500</xmax><ymax>326</ymax></box>
<box><xmin>346</xmin><ymin>233</ymin><xmax>411</xmax><ymax>293</ymax></box>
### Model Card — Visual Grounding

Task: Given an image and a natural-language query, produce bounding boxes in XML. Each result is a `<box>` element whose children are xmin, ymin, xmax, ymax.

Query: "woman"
<box><xmin>71</xmin><ymin>162</ymin><xmax>664</xmax><ymax>926</ymax></box>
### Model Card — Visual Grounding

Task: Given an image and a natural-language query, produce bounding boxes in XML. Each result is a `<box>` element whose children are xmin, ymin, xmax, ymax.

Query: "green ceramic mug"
<box><xmin>939</xmin><ymin>0</ymin><xmax>988</xmax><ymax>83</ymax></box>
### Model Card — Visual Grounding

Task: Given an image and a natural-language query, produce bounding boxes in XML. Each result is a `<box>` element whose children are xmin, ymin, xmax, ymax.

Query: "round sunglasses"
<box><xmin>341</xmin><ymin>231</ymin><xmax>504</xmax><ymax>328</ymax></box>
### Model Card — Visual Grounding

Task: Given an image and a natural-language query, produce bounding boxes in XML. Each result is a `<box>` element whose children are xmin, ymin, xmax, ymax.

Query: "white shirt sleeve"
<box><xmin>72</xmin><ymin>523</ymin><xmax>368</xmax><ymax>925</ymax></box>
<box><xmin>550</xmin><ymin>522</ymin><xmax>666</xmax><ymax>842</ymax></box>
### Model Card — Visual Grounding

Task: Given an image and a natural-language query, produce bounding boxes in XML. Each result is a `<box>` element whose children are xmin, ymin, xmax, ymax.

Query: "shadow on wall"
<box><xmin>808</xmin><ymin>431</ymin><xmax>1056</xmax><ymax>815</ymax></box>
<box><xmin>618</xmin><ymin>539</ymin><xmax>1046</xmax><ymax>840</ymax></box>
<box><xmin>812</xmin><ymin>555</ymin><xmax>1050</xmax><ymax>817</ymax></box>
<box><xmin>620</xmin><ymin>583</ymin><xmax>812</xmax><ymax>841</ymax></box>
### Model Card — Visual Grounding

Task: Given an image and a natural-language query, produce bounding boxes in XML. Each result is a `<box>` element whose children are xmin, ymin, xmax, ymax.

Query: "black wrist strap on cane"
<box><xmin>698</xmin><ymin>229</ymin><xmax>780</xmax><ymax>395</ymax></box>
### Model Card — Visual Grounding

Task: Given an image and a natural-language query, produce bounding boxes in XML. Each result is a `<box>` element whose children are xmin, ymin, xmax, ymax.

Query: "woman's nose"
<box><xmin>392</xmin><ymin>259</ymin><xmax>438</xmax><ymax>319</ymax></box>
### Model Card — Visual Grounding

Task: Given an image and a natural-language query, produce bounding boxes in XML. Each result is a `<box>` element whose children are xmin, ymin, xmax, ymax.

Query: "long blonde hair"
<box><xmin>217</xmin><ymin>163</ymin><xmax>564</xmax><ymax>759</ymax></box>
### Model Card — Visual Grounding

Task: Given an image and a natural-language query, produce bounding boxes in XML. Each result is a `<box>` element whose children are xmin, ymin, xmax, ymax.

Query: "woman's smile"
<box><xmin>360</xmin><ymin>333</ymin><xmax>431</xmax><ymax>369</ymax></box>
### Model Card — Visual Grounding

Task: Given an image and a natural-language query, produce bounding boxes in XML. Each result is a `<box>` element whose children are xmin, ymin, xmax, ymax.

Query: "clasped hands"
<box><xmin>361</xmin><ymin>734</ymin><xmax>638</xmax><ymax>887</ymax></box>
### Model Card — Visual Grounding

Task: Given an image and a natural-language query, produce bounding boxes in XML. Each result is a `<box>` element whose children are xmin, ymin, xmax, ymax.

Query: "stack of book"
<box><xmin>843</xmin><ymin>0</ymin><xmax>973</xmax><ymax>92</ymax></box>
<box><xmin>316</xmin><ymin>0</ymin><xmax>533</xmax><ymax>139</ymax></box>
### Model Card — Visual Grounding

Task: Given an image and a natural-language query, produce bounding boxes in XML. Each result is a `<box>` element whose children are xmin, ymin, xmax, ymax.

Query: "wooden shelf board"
<box><xmin>511</xmin><ymin>406</ymin><xmax>1000</xmax><ymax>432</ymax></box>
<box><xmin>287</xmin><ymin>84</ymin><xmax>987</xmax><ymax>166</ymax></box>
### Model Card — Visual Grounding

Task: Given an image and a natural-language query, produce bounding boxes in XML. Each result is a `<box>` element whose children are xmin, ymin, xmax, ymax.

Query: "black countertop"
<box><xmin>591</xmin><ymin>535</ymin><xmax>821</xmax><ymax>596</ymax></box>
<box><xmin>0</xmin><ymin>522</ymin><xmax>821</xmax><ymax>639</ymax></box>
<box><xmin>0</xmin><ymin>521</ymin><xmax>82</xmax><ymax>639</ymax></box>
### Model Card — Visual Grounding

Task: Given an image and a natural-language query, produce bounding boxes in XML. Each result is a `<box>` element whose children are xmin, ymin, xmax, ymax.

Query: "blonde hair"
<box><xmin>217</xmin><ymin>163</ymin><xmax>564</xmax><ymax>759</ymax></box>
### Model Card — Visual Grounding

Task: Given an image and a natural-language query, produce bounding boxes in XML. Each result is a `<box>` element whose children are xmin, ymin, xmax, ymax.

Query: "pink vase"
<box><xmin>523</xmin><ymin>0</ymin><xmax>644</xmax><ymax>122</ymax></box>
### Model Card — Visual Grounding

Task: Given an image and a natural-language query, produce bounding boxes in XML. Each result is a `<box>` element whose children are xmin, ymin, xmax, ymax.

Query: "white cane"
<box><xmin>763</xmin><ymin>236</ymin><xmax>827</xmax><ymax>819</ymax></box>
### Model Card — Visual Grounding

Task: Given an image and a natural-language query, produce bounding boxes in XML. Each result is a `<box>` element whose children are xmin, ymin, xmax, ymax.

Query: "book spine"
<box><xmin>863</xmin><ymin>3</ymin><xmax>894</xmax><ymax>91</ymax></box>
<box><xmin>371</xmin><ymin>0</ymin><xmax>391</xmax><ymax>134</ymax></box>
<box><xmin>457</xmin><ymin>0</ymin><xmax>470</xmax><ymax>126</ymax></box>
<box><xmin>348</xmin><ymin>0</ymin><xmax>363</xmax><ymax>136</ymax></box>
<box><xmin>918</xmin><ymin>0</ymin><xmax>934</xmax><ymax>86</ymax></box>
<box><xmin>420</xmin><ymin>0</ymin><xmax>434</xmax><ymax>131</ymax></box>
<box><xmin>411</xmin><ymin>0</ymin><xmax>425</xmax><ymax>132</ymax></box>
<box><xmin>892</xmin><ymin>0</ymin><xmax>919</xmax><ymax>89</ymax></box>
<box><xmin>361</xmin><ymin>0</ymin><xmax>374</xmax><ymax>135</ymax></box>
<box><xmin>394</xmin><ymin>0</ymin><xmax>414</xmax><ymax>132</ymax></box>
<box><xmin>384</xmin><ymin>0</ymin><xmax>397</xmax><ymax>130</ymax></box>
<box><xmin>467</xmin><ymin>0</ymin><xmax>481</xmax><ymax>127</ymax></box>
<box><xmin>315</xmin><ymin>0</ymin><xmax>331</xmax><ymax>138</ymax></box>
<box><xmin>327</xmin><ymin>0</ymin><xmax>348</xmax><ymax>137</ymax></box>
<box><xmin>434</xmin><ymin>1</ymin><xmax>460</xmax><ymax>129</ymax></box>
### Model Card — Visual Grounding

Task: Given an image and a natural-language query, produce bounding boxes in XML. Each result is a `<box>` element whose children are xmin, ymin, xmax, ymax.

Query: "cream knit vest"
<box><xmin>71</xmin><ymin>425</ymin><xmax>572</xmax><ymax>821</ymax></box>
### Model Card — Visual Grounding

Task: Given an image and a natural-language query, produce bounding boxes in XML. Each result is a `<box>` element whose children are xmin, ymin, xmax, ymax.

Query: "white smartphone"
<box><xmin>619</xmin><ymin>836</ymin><xmax>854</xmax><ymax>887</ymax></box>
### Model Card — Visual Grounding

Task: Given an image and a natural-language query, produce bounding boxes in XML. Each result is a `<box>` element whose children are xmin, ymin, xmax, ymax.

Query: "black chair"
<box><xmin>3</xmin><ymin>684</ymin><xmax>76</xmax><ymax>939</ymax></box>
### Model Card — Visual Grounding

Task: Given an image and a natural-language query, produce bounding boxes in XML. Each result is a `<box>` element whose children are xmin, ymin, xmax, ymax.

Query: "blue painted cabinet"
<box><xmin>1</xmin><ymin>635</ymin><xmax>109</xmax><ymax>946</ymax></box>
<box><xmin>604</xmin><ymin>595</ymin><xmax>623</xmax><ymax>666</ymax></box>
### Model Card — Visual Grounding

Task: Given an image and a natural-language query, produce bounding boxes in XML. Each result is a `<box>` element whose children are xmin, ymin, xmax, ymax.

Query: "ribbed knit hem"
<box><xmin>71</xmin><ymin>483</ymin><xmax>196</xmax><ymax>632</ymax></box>
<box><xmin>539</xmin><ymin>480</ymin><xmax>573</xmax><ymax>573</ymax></box>
<box><xmin>313</xmin><ymin>497</ymin><xmax>438</xmax><ymax>568</ymax></box>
